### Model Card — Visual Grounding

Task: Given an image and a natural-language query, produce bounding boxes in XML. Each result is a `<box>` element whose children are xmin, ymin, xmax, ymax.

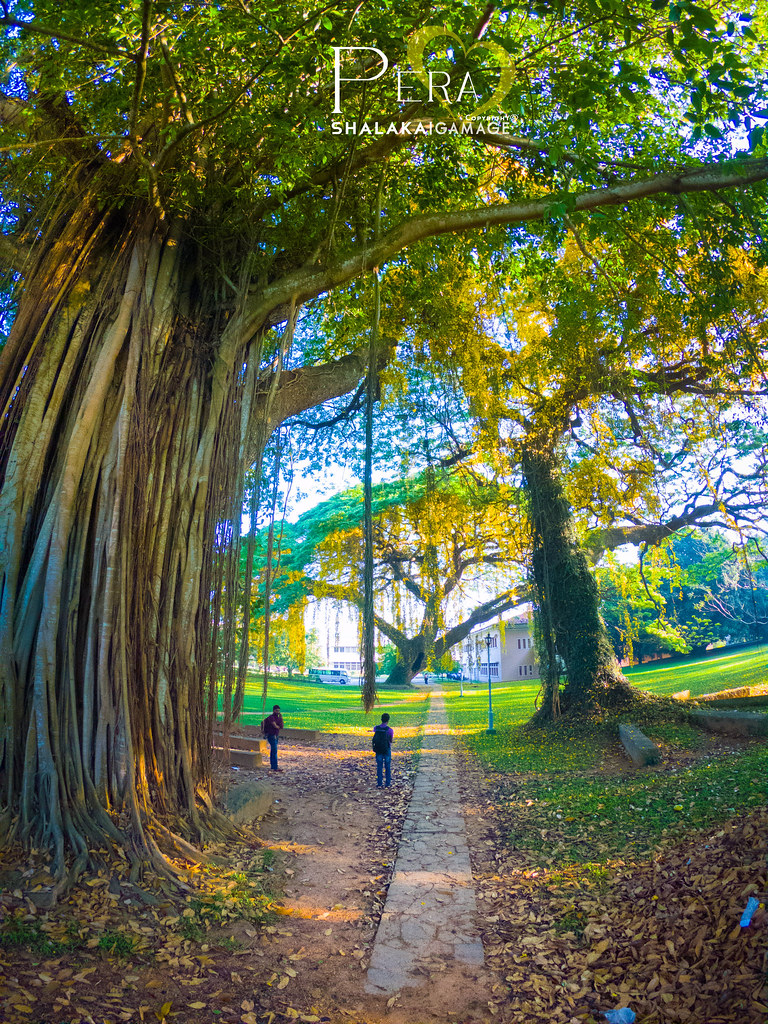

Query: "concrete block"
<box><xmin>215</xmin><ymin>719</ymin><xmax>320</xmax><ymax>742</ymax></box>
<box><xmin>619</xmin><ymin>723</ymin><xmax>661</xmax><ymax>767</ymax></box>
<box><xmin>689</xmin><ymin>709</ymin><xmax>768</xmax><ymax>737</ymax></box>
<box><xmin>700</xmin><ymin>695</ymin><xmax>768</xmax><ymax>710</ymax></box>
<box><xmin>213</xmin><ymin>732</ymin><xmax>268</xmax><ymax>753</ymax></box>
<box><xmin>280</xmin><ymin>727</ymin><xmax>320</xmax><ymax>741</ymax></box>
<box><xmin>224</xmin><ymin>780</ymin><xmax>274</xmax><ymax>824</ymax></box>
<box><xmin>212</xmin><ymin>746</ymin><xmax>263</xmax><ymax>768</ymax></box>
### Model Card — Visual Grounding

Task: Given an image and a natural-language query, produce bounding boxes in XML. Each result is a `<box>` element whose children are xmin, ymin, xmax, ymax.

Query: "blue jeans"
<box><xmin>267</xmin><ymin>734</ymin><xmax>279</xmax><ymax>769</ymax></box>
<box><xmin>376</xmin><ymin>752</ymin><xmax>391</xmax><ymax>787</ymax></box>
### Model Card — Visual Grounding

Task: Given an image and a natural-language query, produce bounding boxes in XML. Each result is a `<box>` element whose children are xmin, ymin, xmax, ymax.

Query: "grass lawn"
<box><xmin>444</xmin><ymin>682</ymin><xmax>608</xmax><ymax>773</ymax></box>
<box><xmin>444</xmin><ymin>647</ymin><xmax>767</xmax><ymax>864</ymax></box>
<box><xmin>504</xmin><ymin>743</ymin><xmax>768</xmax><ymax>864</ymax></box>
<box><xmin>624</xmin><ymin>642</ymin><xmax>767</xmax><ymax>696</ymax></box>
<box><xmin>227</xmin><ymin>673</ymin><xmax>431</xmax><ymax>735</ymax></box>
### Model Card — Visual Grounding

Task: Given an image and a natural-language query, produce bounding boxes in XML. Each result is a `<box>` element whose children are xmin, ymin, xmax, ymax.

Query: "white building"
<box><xmin>307</xmin><ymin>599</ymin><xmax>365</xmax><ymax>674</ymax></box>
<box><xmin>459</xmin><ymin>613</ymin><xmax>539</xmax><ymax>683</ymax></box>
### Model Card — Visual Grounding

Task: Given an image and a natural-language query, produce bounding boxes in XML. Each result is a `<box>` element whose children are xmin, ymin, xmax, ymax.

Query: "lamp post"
<box><xmin>485</xmin><ymin>632</ymin><xmax>496</xmax><ymax>734</ymax></box>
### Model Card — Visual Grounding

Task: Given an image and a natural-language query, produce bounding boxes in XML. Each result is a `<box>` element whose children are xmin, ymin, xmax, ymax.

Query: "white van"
<box><xmin>308</xmin><ymin>667</ymin><xmax>350</xmax><ymax>685</ymax></box>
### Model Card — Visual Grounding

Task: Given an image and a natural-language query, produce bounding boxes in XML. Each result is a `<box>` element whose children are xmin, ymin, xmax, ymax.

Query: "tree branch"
<box><xmin>0</xmin><ymin>15</ymin><xmax>133</xmax><ymax>57</ymax></box>
<box><xmin>438</xmin><ymin>588</ymin><xmax>525</xmax><ymax>655</ymax></box>
<box><xmin>584</xmin><ymin>503</ymin><xmax>742</xmax><ymax>562</ymax></box>
<box><xmin>238</xmin><ymin>158</ymin><xmax>768</xmax><ymax>344</ymax></box>
<box><xmin>245</xmin><ymin>345</ymin><xmax>369</xmax><ymax>466</ymax></box>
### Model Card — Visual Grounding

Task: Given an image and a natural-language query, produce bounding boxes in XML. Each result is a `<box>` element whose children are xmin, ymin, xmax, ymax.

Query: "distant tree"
<box><xmin>599</xmin><ymin>533</ymin><xmax>768</xmax><ymax>663</ymax></box>
<box><xmin>376</xmin><ymin>645</ymin><xmax>399</xmax><ymax>676</ymax></box>
<box><xmin>304</xmin><ymin>629</ymin><xmax>323</xmax><ymax>673</ymax></box>
<box><xmin>256</xmin><ymin>472</ymin><xmax>525</xmax><ymax>686</ymax></box>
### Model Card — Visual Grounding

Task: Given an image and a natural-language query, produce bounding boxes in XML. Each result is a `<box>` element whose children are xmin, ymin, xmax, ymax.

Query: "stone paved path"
<box><xmin>365</xmin><ymin>690</ymin><xmax>486</xmax><ymax>997</ymax></box>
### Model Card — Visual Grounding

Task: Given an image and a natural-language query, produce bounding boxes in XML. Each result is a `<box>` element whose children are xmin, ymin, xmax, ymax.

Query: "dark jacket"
<box><xmin>372</xmin><ymin>723</ymin><xmax>394</xmax><ymax>752</ymax></box>
<box><xmin>262</xmin><ymin>711</ymin><xmax>284</xmax><ymax>737</ymax></box>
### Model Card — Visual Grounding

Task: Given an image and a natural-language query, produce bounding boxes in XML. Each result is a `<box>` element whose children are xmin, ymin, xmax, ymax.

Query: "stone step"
<box><xmin>225</xmin><ymin>781</ymin><xmax>274</xmax><ymax>823</ymax></box>
<box><xmin>280</xmin><ymin>727</ymin><xmax>320</xmax><ymax>741</ymax></box>
<box><xmin>213</xmin><ymin>732</ymin><xmax>268</xmax><ymax>753</ymax></box>
<box><xmin>618</xmin><ymin>723</ymin><xmax>661</xmax><ymax>767</ymax></box>
<box><xmin>212</xmin><ymin>747</ymin><xmax>264</xmax><ymax>769</ymax></box>
<box><xmin>689</xmin><ymin>709</ymin><xmax>768</xmax><ymax>738</ymax></box>
<box><xmin>700</xmin><ymin>695</ymin><xmax>768</xmax><ymax>709</ymax></box>
<box><xmin>216</xmin><ymin>719</ymin><xmax>321</xmax><ymax>742</ymax></box>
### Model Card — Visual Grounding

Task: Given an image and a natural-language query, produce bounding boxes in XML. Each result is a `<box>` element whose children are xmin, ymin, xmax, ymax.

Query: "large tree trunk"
<box><xmin>0</xmin><ymin>191</ymin><xmax>365</xmax><ymax>880</ymax></box>
<box><xmin>521</xmin><ymin>440</ymin><xmax>635</xmax><ymax>724</ymax></box>
<box><xmin>384</xmin><ymin>638</ymin><xmax>429</xmax><ymax>687</ymax></box>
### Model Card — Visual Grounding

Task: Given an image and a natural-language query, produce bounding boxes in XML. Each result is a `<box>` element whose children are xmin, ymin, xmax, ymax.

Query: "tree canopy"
<box><xmin>253</xmin><ymin>471</ymin><xmax>526</xmax><ymax>685</ymax></box>
<box><xmin>1</xmin><ymin>0</ymin><xmax>767</xmax><ymax>873</ymax></box>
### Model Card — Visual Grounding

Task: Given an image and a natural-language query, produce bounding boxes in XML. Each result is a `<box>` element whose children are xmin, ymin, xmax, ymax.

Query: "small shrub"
<box><xmin>97</xmin><ymin>930</ymin><xmax>138</xmax><ymax>957</ymax></box>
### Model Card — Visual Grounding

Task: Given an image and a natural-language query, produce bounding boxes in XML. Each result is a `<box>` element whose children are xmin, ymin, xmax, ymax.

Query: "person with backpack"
<box><xmin>372</xmin><ymin>713</ymin><xmax>394</xmax><ymax>788</ymax></box>
<box><xmin>262</xmin><ymin>704</ymin><xmax>284</xmax><ymax>771</ymax></box>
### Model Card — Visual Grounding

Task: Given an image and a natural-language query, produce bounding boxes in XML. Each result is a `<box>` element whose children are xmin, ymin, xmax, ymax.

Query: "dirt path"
<box><xmin>1</xmin><ymin>729</ymin><xmax>765</xmax><ymax>1024</ymax></box>
<box><xmin>247</xmin><ymin>729</ymin><xmax>494</xmax><ymax>1024</ymax></box>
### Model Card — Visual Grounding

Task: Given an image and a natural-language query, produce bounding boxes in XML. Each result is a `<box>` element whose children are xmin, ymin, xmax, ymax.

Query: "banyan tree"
<box><xmin>1</xmin><ymin>0</ymin><xmax>766</xmax><ymax>876</ymax></box>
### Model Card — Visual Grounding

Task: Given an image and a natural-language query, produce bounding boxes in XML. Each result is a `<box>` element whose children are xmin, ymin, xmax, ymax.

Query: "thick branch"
<box><xmin>245</xmin><ymin>345</ymin><xmax>368</xmax><ymax>466</ymax></box>
<box><xmin>438</xmin><ymin>589</ymin><xmax>525</xmax><ymax>655</ymax></box>
<box><xmin>238</xmin><ymin>158</ymin><xmax>768</xmax><ymax>342</ymax></box>
<box><xmin>585</xmin><ymin>503</ymin><xmax>737</xmax><ymax>562</ymax></box>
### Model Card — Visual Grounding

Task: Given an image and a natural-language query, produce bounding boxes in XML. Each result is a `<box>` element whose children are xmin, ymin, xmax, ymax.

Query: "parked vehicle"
<box><xmin>446</xmin><ymin>671</ymin><xmax>463</xmax><ymax>680</ymax></box>
<box><xmin>307</xmin><ymin>667</ymin><xmax>350</xmax><ymax>685</ymax></box>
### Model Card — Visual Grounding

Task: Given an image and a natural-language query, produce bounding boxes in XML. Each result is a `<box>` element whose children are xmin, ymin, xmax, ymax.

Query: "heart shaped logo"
<box><xmin>407</xmin><ymin>25</ymin><xmax>515</xmax><ymax>119</ymax></box>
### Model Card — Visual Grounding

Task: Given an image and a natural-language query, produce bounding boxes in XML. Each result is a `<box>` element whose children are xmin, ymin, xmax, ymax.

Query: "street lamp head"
<box><xmin>485</xmin><ymin>632</ymin><xmax>492</xmax><ymax>649</ymax></box>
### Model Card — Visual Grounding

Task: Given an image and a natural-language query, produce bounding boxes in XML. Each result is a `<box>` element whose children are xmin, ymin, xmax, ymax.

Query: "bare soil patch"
<box><xmin>1</xmin><ymin>733</ymin><xmax>475</xmax><ymax>1024</ymax></box>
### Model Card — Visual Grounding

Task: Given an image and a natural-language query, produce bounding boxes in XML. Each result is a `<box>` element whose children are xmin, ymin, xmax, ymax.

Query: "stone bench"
<box><xmin>619</xmin><ymin>723</ymin><xmax>661</xmax><ymax>767</ymax></box>
<box><xmin>216</xmin><ymin>719</ymin><xmax>321</xmax><ymax>742</ymax></box>
<box><xmin>280</xmin><ymin>727</ymin><xmax>321</xmax><ymax>741</ymax></box>
<box><xmin>213</xmin><ymin>732</ymin><xmax>268</xmax><ymax>754</ymax></box>
<box><xmin>689</xmin><ymin>709</ymin><xmax>768</xmax><ymax>738</ymax></box>
<box><xmin>699</xmin><ymin>695</ymin><xmax>768</xmax><ymax>710</ymax></box>
<box><xmin>212</xmin><ymin>746</ymin><xmax>263</xmax><ymax>769</ymax></box>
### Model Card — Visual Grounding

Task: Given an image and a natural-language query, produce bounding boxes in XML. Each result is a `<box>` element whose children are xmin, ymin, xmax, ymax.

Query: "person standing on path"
<box><xmin>262</xmin><ymin>704</ymin><xmax>284</xmax><ymax>771</ymax></box>
<box><xmin>372</xmin><ymin>713</ymin><xmax>394</xmax><ymax>788</ymax></box>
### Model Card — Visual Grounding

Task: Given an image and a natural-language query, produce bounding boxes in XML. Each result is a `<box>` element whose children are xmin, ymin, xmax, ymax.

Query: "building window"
<box><xmin>518</xmin><ymin>664</ymin><xmax>533</xmax><ymax>677</ymax></box>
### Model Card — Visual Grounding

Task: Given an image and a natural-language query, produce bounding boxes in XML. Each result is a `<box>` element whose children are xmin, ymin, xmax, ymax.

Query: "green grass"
<box><xmin>624</xmin><ymin>643</ymin><xmax>767</xmax><ymax>696</ymax></box>
<box><xmin>226</xmin><ymin>673</ymin><xmax>431</xmax><ymax>735</ymax></box>
<box><xmin>442</xmin><ymin>648</ymin><xmax>768</xmax><ymax>867</ymax></box>
<box><xmin>443</xmin><ymin>645</ymin><xmax>768</xmax><ymax>774</ymax></box>
<box><xmin>445</xmin><ymin>682</ymin><xmax>609</xmax><ymax>772</ymax></box>
<box><xmin>97</xmin><ymin>930</ymin><xmax>139</xmax><ymax>957</ymax></box>
<box><xmin>504</xmin><ymin>743</ymin><xmax>767</xmax><ymax>864</ymax></box>
<box><xmin>0</xmin><ymin>916</ymin><xmax>72</xmax><ymax>956</ymax></box>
